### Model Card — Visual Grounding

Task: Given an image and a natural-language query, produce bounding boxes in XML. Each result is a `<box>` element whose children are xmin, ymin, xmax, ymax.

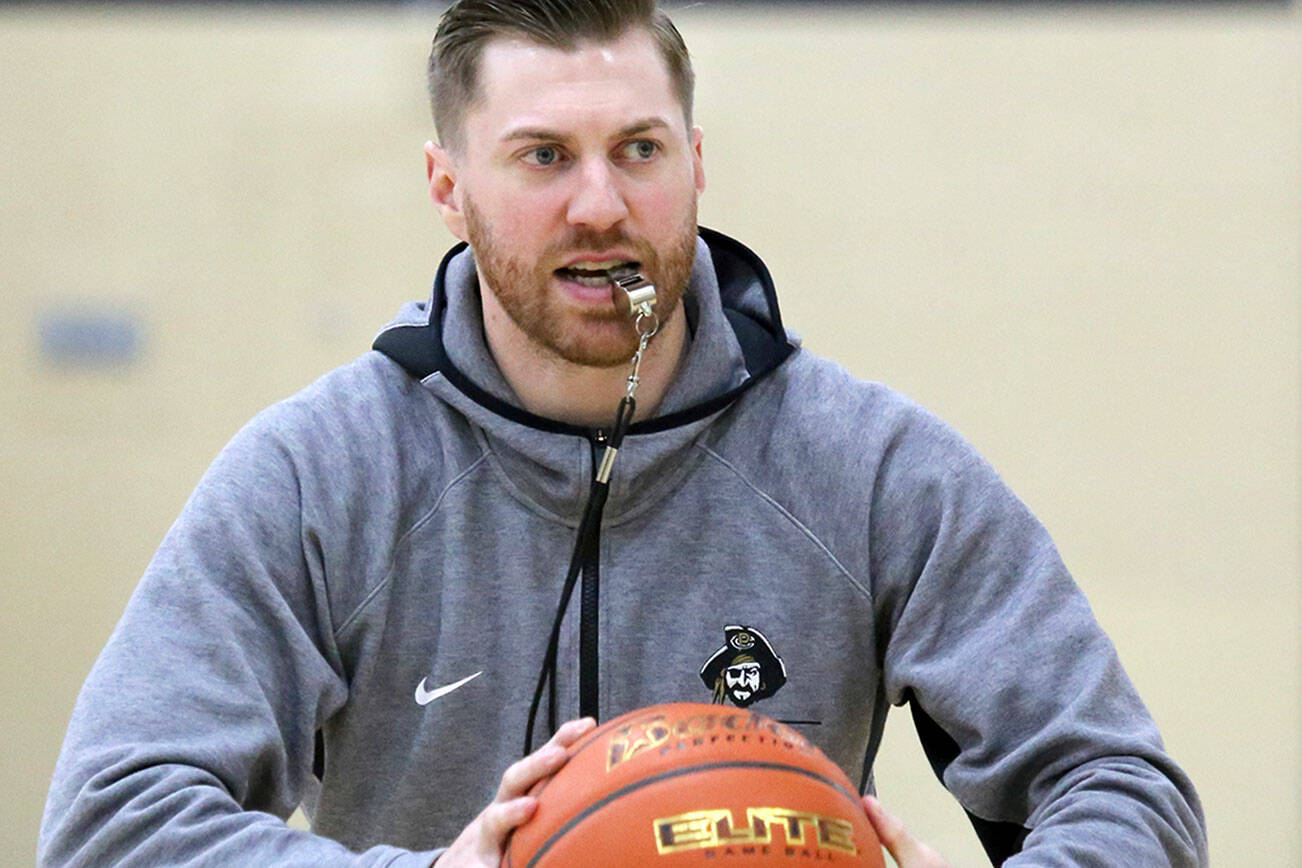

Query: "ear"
<box><xmin>690</xmin><ymin>125</ymin><xmax>706</xmax><ymax>196</ymax></box>
<box><xmin>425</xmin><ymin>140</ymin><xmax>468</xmax><ymax>242</ymax></box>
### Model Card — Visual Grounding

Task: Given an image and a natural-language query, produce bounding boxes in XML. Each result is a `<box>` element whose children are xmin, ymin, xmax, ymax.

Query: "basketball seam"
<box><xmin>522</xmin><ymin>760</ymin><xmax>862</xmax><ymax>868</ymax></box>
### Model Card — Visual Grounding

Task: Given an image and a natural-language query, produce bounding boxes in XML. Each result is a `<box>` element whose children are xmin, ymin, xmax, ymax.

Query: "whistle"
<box><xmin>608</xmin><ymin>266</ymin><xmax>657</xmax><ymax>320</ymax></box>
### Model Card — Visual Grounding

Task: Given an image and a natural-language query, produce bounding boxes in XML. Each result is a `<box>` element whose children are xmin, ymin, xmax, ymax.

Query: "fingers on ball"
<box><xmin>498</xmin><ymin>745</ymin><xmax>566</xmax><ymax>799</ymax></box>
<box><xmin>551</xmin><ymin>717</ymin><xmax>597</xmax><ymax>747</ymax></box>
<box><xmin>482</xmin><ymin>796</ymin><xmax>538</xmax><ymax>844</ymax></box>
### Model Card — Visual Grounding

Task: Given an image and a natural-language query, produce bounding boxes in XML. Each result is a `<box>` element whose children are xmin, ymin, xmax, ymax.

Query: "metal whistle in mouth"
<box><xmin>607</xmin><ymin>265</ymin><xmax>660</xmax><ymax>410</ymax></box>
<box><xmin>608</xmin><ymin>266</ymin><xmax>657</xmax><ymax>320</ymax></box>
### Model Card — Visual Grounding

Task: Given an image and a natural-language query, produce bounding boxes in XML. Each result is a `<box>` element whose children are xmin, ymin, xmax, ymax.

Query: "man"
<box><xmin>40</xmin><ymin>1</ymin><xmax>1208</xmax><ymax>865</ymax></box>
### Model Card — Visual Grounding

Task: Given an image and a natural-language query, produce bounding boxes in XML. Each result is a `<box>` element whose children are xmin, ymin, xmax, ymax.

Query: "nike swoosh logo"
<box><xmin>414</xmin><ymin>671</ymin><xmax>482</xmax><ymax>706</ymax></box>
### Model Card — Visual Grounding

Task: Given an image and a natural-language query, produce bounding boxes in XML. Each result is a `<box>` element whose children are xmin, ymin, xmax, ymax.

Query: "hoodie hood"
<box><xmin>372</xmin><ymin>226</ymin><xmax>797</xmax><ymax>523</ymax></box>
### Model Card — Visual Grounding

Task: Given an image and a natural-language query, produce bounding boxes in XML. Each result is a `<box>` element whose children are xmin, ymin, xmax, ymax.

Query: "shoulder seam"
<box><xmin>696</xmin><ymin>443</ymin><xmax>873</xmax><ymax>605</ymax></box>
<box><xmin>333</xmin><ymin>452</ymin><xmax>490</xmax><ymax>639</ymax></box>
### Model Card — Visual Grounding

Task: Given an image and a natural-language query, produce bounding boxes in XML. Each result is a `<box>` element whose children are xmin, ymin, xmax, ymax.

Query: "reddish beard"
<box><xmin>464</xmin><ymin>197</ymin><xmax>698</xmax><ymax>368</ymax></box>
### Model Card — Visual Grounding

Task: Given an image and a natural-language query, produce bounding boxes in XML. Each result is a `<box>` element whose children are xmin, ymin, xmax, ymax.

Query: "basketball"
<box><xmin>505</xmin><ymin>703</ymin><xmax>885</xmax><ymax>867</ymax></box>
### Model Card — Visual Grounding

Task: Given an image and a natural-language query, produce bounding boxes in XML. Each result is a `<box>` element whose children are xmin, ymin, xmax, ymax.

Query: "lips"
<box><xmin>558</xmin><ymin>250</ymin><xmax>640</xmax><ymax>268</ymax></box>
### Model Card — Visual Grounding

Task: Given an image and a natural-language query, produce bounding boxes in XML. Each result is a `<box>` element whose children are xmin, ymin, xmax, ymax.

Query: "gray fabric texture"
<box><xmin>39</xmin><ymin>231</ymin><xmax>1207</xmax><ymax>866</ymax></box>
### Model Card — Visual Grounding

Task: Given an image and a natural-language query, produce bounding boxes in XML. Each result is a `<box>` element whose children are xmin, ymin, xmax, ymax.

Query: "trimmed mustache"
<box><xmin>544</xmin><ymin>228</ymin><xmax>653</xmax><ymax>263</ymax></box>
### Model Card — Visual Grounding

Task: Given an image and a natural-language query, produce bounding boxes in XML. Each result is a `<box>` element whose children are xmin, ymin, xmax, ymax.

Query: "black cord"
<box><xmin>522</xmin><ymin>397</ymin><xmax>636</xmax><ymax>755</ymax></box>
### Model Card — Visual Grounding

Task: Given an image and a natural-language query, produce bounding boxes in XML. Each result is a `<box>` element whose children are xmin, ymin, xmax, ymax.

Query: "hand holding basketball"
<box><xmin>435</xmin><ymin>717</ymin><xmax>596</xmax><ymax>868</ymax></box>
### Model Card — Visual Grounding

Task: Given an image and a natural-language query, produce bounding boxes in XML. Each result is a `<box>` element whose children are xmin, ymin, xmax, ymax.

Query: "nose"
<box><xmin>565</xmin><ymin>158</ymin><xmax>629</xmax><ymax>231</ymax></box>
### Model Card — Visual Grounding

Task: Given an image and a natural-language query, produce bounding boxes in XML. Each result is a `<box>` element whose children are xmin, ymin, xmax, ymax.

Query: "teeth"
<box><xmin>568</xmin><ymin>260</ymin><xmax>630</xmax><ymax>272</ymax></box>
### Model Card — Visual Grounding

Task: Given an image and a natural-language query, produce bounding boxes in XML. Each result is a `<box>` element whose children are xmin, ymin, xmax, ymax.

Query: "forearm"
<box><xmin>1006</xmin><ymin>756</ymin><xmax>1207</xmax><ymax>867</ymax></box>
<box><xmin>39</xmin><ymin>762</ymin><xmax>439</xmax><ymax>867</ymax></box>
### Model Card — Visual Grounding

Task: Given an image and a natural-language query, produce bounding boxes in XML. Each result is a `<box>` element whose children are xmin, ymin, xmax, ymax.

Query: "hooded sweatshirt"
<box><xmin>40</xmin><ymin>229</ymin><xmax>1207</xmax><ymax>866</ymax></box>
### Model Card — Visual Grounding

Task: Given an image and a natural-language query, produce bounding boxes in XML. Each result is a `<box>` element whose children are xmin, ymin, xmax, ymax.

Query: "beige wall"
<box><xmin>2</xmin><ymin>4</ymin><xmax>1297</xmax><ymax>864</ymax></box>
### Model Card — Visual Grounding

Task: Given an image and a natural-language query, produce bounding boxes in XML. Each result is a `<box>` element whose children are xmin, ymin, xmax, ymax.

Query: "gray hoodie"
<box><xmin>40</xmin><ymin>229</ymin><xmax>1207</xmax><ymax>866</ymax></box>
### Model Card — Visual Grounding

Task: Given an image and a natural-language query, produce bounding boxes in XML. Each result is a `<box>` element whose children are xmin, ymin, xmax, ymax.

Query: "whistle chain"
<box><xmin>625</xmin><ymin>308</ymin><xmax>660</xmax><ymax>401</ymax></box>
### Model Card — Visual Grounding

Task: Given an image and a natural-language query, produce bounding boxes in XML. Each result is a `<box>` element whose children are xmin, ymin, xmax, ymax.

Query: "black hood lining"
<box><xmin>372</xmin><ymin>226</ymin><xmax>795</xmax><ymax>437</ymax></box>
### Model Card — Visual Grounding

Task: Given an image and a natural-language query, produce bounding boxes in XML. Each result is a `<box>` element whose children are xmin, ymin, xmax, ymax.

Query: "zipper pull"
<box><xmin>593</xmin><ymin>398</ymin><xmax>635</xmax><ymax>486</ymax></box>
<box><xmin>590</xmin><ymin>429</ymin><xmax>611</xmax><ymax>483</ymax></box>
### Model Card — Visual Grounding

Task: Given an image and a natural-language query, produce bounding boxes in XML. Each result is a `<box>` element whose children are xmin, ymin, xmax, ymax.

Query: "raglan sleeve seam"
<box><xmin>695</xmin><ymin>442</ymin><xmax>874</xmax><ymax>606</ymax></box>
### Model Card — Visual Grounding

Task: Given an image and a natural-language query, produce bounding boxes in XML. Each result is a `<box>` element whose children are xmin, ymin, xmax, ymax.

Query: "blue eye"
<box><xmin>622</xmin><ymin>140</ymin><xmax>659</xmax><ymax>161</ymax></box>
<box><xmin>526</xmin><ymin>146</ymin><xmax>560</xmax><ymax>166</ymax></box>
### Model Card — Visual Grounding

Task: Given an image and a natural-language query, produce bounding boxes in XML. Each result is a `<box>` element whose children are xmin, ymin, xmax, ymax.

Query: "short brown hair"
<box><xmin>428</xmin><ymin>0</ymin><xmax>694</xmax><ymax>152</ymax></box>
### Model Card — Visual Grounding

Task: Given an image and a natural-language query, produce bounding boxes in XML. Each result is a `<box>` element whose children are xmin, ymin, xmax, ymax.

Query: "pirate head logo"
<box><xmin>699</xmin><ymin>625</ymin><xmax>786</xmax><ymax>707</ymax></box>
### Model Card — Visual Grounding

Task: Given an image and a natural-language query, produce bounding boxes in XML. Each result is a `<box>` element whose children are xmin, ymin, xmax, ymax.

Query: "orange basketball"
<box><xmin>505</xmin><ymin>703</ymin><xmax>885</xmax><ymax>867</ymax></box>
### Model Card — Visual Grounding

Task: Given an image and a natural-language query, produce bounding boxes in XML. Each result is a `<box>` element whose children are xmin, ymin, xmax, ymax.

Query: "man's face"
<box><xmin>724</xmin><ymin>661</ymin><xmax>762</xmax><ymax>702</ymax></box>
<box><xmin>428</xmin><ymin>28</ymin><xmax>705</xmax><ymax>367</ymax></box>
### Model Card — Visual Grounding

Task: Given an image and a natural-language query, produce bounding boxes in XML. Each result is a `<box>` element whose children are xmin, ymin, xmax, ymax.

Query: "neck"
<box><xmin>481</xmin><ymin>291</ymin><xmax>689</xmax><ymax>429</ymax></box>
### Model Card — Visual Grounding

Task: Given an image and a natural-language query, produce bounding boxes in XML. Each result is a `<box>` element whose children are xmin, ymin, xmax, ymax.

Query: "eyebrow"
<box><xmin>499</xmin><ymin>116</ymin><xmax>674</xmax><ymax>145</ymax></box>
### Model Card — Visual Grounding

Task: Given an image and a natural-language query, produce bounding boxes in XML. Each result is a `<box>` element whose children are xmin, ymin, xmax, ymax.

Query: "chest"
<box><xmin>317</xmin><ymin>458</ymin><xmax>886</xmax><ymax>848</ymax></box>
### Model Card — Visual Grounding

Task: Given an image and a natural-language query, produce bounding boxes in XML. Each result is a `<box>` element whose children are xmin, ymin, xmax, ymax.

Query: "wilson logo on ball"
<box><xmin>653</xmin><ymin>807</ymin><xmax>859</xmax><ymax>856</ymax></box>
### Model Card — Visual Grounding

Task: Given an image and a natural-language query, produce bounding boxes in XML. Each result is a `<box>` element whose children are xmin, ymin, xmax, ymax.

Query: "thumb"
<box><xmin>862</xmin><ymin>795</ymin><xmax>948</xmax><ymax>867</ymax></box>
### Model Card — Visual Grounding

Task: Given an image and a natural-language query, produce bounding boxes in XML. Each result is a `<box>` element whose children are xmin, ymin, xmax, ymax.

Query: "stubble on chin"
<box><xmin>464</xmin><ymin>198</ymin><xmax>698</xmax><ymax>368</ymax></box>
